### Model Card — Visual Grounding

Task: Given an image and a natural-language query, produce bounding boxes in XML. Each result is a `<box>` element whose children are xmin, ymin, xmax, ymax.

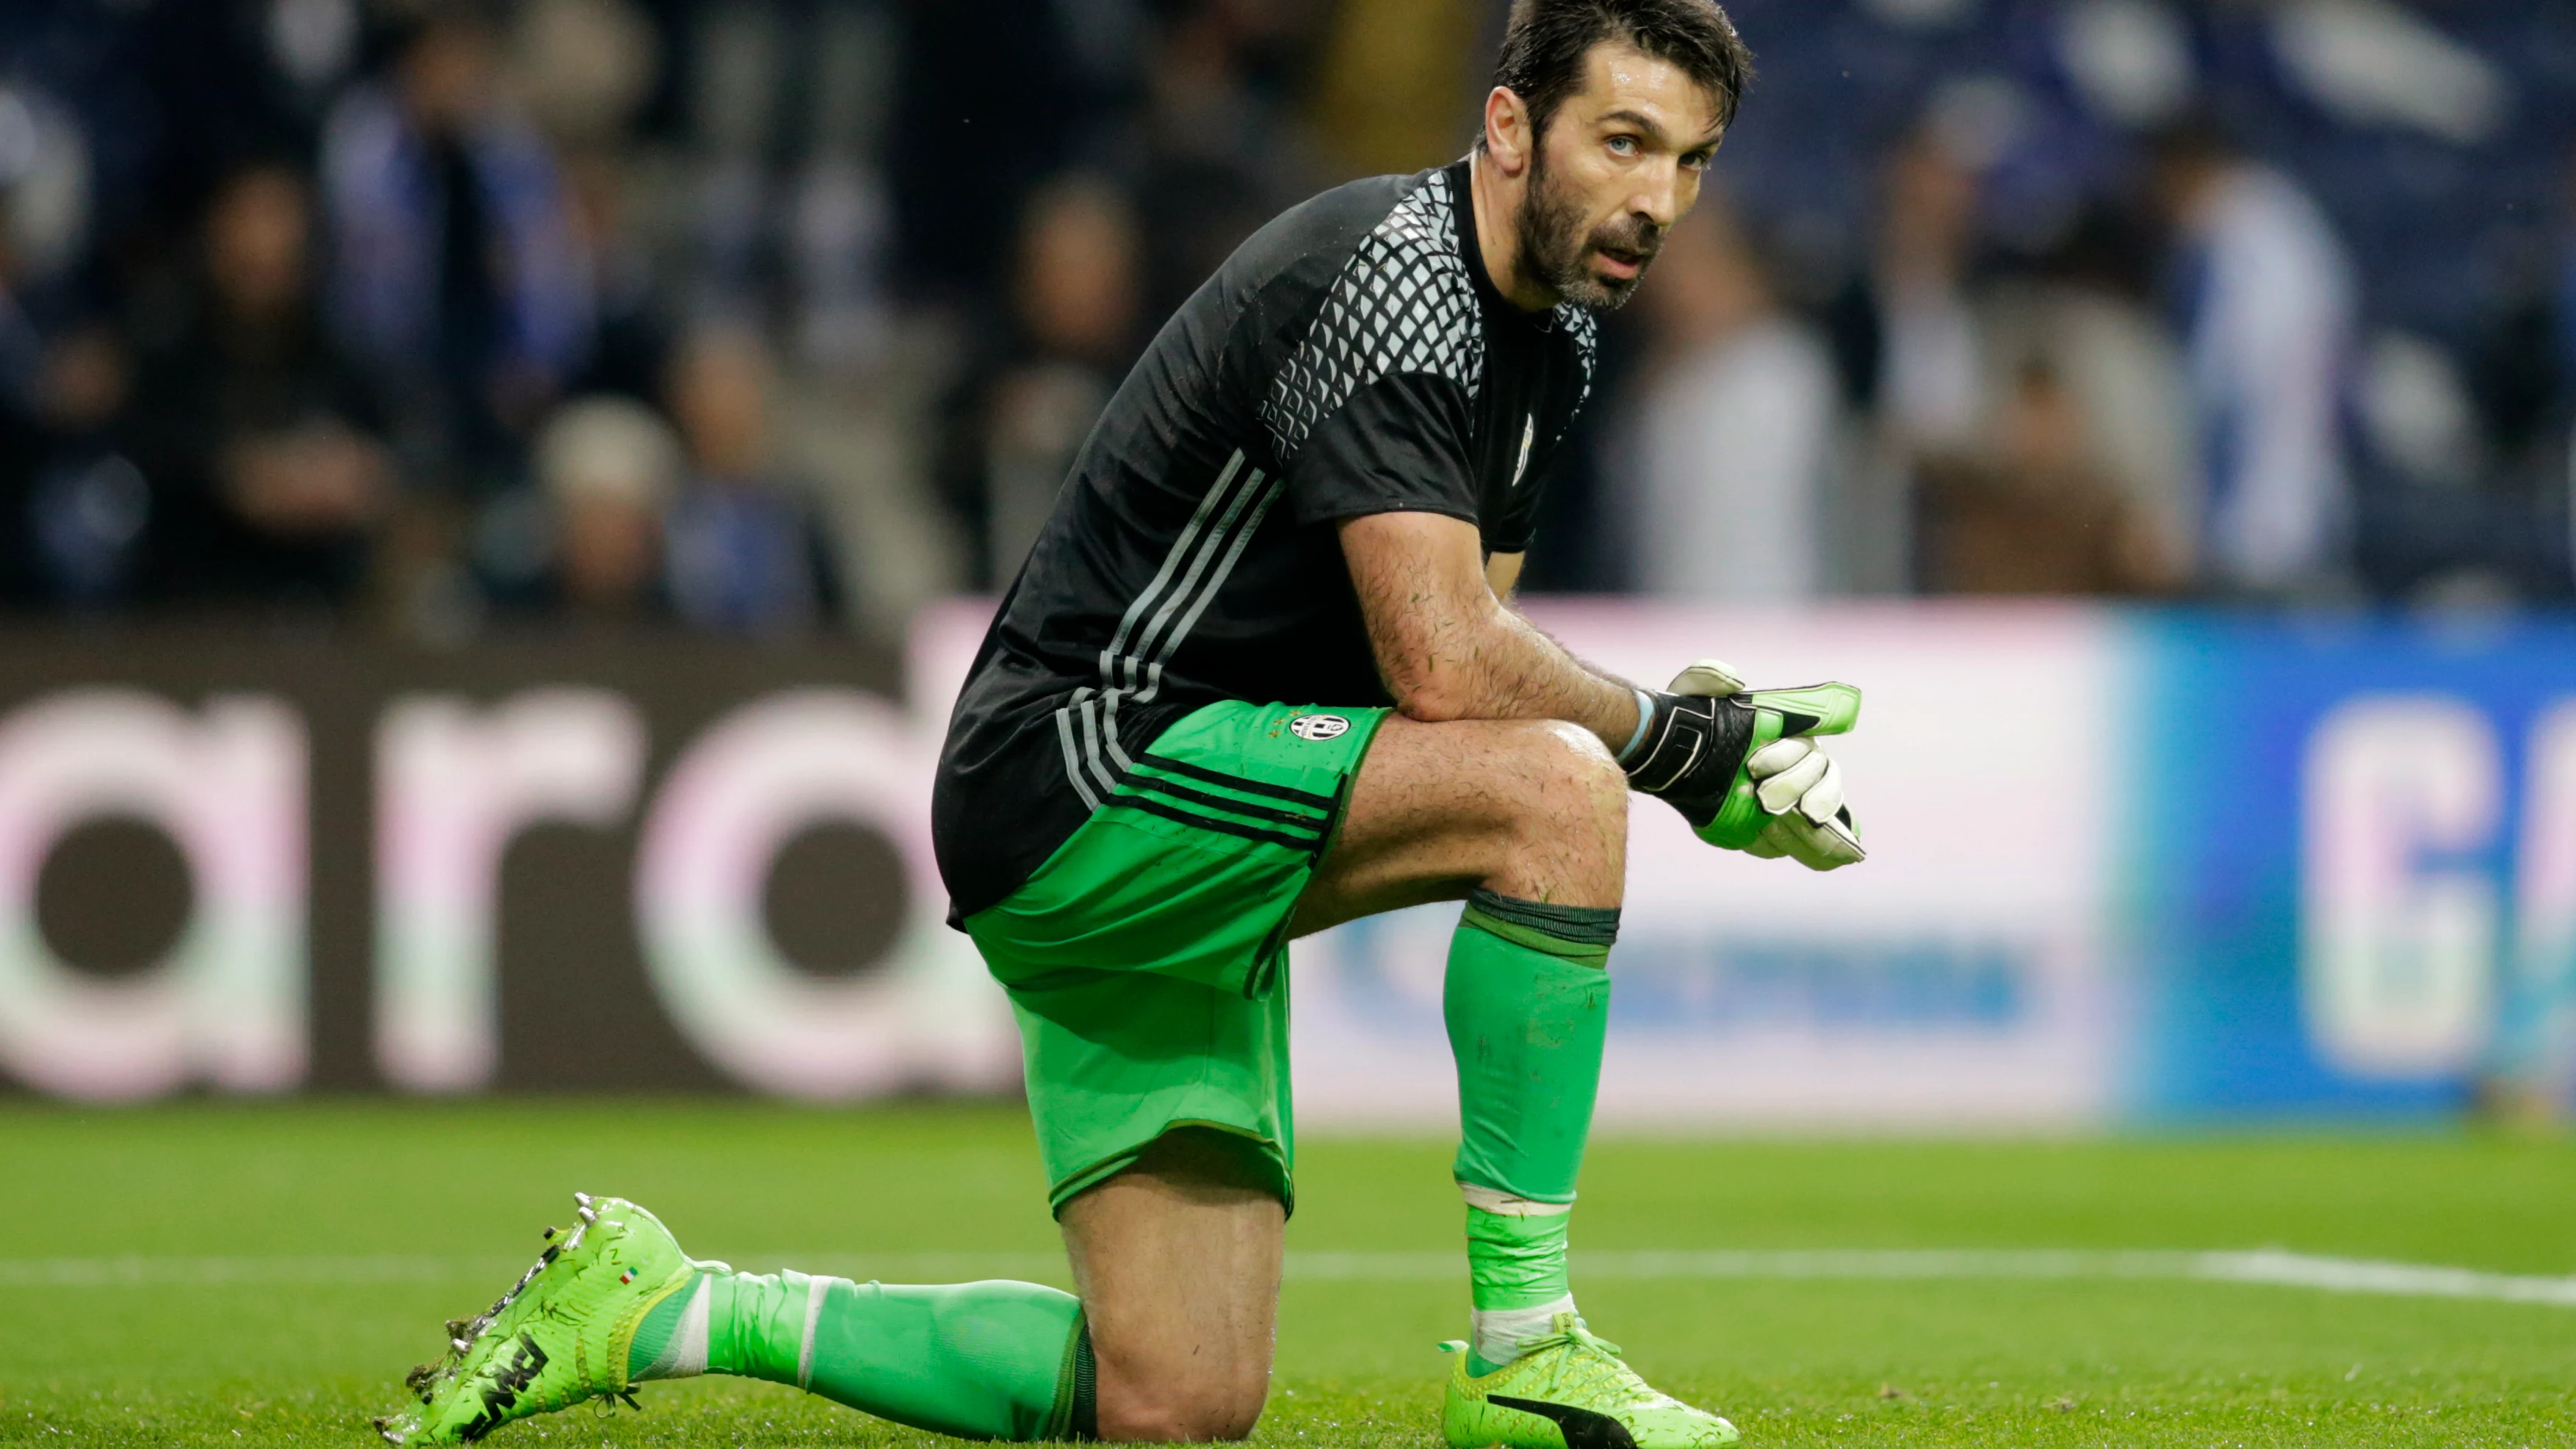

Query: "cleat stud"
<box><xmin>451</xmin><ymin>1338</ymin><xmax>471</xmax><ymax>1353</ymax></box>
<box><xmin>543</xmin><ymin>1226</ymin><xmax>558</xmax><ymax>1240</ymax></box>
<box><xmin>573</xmin><ymin>1192</ymin><xmax>594</xmax><ymax>1206</ymax></box>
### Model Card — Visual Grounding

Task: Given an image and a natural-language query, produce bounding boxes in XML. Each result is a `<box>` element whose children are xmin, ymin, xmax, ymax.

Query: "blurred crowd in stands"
<box><xmin>1</xmin><ymin>0</ymin><xmax>2573</xmax><ymax>640</ymax></box>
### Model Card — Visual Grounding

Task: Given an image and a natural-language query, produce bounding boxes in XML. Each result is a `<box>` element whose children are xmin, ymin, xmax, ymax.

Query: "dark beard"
<box><xmin>1512</xmin><ymin>143</ymin><xmax>1663</xmax><ymax>311</ymax></box>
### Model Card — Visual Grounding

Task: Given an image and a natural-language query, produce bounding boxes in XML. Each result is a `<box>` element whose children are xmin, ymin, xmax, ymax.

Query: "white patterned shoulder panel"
<box><xmin>1556</xmin><ymin>301</ymin><xmax>1598</xmax><ymax>435</ymax></box>
<box><xmin>1262</xmin><ymin>170</ymin><xmax>1484</xmax><ymax>463</ymax></box>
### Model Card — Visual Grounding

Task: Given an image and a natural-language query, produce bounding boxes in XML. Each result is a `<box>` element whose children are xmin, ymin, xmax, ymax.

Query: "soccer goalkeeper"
<box><xmin>381</xmin><ymin>1</ymin><xmax>1866</xmax><ymax>1444</ymax></box>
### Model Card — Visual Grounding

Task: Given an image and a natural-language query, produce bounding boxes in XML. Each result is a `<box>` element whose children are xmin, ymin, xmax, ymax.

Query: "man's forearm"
<box><xmin>1432</xmin><ymin>601</ymin><xmax>1642</xmax><ymax>750</ymax></box>
<box><xmin>1342</xmin><ymin>512</ymin><xmax>1642</xmax><ymax>754</ymax></box>
<box><xmin>1368</xmin><ymin>570</ymin><xmax>1641</xmax><ymax>748</ymax></box>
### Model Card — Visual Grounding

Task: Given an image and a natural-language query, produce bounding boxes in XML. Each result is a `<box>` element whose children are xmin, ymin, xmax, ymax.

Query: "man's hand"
<box><xmin>1739</xmin><ymin>737</ymin><xmax>1866</xmax><ymax>870</ymax></box>
<box><xmin>1621</xmin><ymin>659</ymin><xmax>1865</xmax><ymax>871</ymax></box>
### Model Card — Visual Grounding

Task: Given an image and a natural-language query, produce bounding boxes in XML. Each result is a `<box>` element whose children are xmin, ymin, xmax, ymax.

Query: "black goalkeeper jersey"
<box><xmin>933</xmin><ymin>159</ymin><xmax>1600</xmax><ymax>921</ymax></box>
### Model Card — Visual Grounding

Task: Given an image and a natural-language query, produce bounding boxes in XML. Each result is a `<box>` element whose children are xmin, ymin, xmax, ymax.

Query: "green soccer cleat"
<box><xmin>375</xmin><ymin>1193</ymin><xmax>707</xmax><ymax>1445</ymax></box>
<box><xmin>1440</xmin><ymin>1312</ymin><xmax>1740</xmax><ymax>1449</ymax></box>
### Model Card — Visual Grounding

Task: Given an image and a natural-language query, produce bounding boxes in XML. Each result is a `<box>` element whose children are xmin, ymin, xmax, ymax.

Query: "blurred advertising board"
<box><xmin>2126</xmin><ymin>614</ymin><xmax>2576</xmax><ymax>1119</ymax></box>
<box><xmin>0</xmin><ymin>603</ymin><xmax>2569</xmax><ymax>1122</ymax></box>
<box><xmin>1293</xmin><ymin>603</ymin><xmax>2130</xmax><ymax>1128</ymax></box>
<box><xmin>0</xmin><ymin>627</ymin><xmax>1016</xmax><ymax>1102</ymax></box>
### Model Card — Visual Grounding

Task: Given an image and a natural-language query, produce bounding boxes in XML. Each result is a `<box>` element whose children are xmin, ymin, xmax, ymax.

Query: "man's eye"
<box><xmin>1607</xmin><ymin>135</ymin><xmax>1638</xmax><ymax>156</ymax></box>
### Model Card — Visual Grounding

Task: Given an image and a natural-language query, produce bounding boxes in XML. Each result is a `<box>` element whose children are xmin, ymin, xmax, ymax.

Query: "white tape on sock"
<box><xmin>1471</xmin><ymin>1293</ymin><xmax>1576</xmax><ymax>1367</ymax></box>
<box><xmin>1459</xmin><ymin>1182</ymin><xmax>1573</xmax><ymax>1216</ymax></box>
<box><xmin>638</xmin><ymin>1275</ymin><xmax>712</xmax><ymax>1381</ymax></box>
<box><xmin>795</xmin><ymin>1273</ymin><xmax>851</xmax><ymax>1390</ymax></box>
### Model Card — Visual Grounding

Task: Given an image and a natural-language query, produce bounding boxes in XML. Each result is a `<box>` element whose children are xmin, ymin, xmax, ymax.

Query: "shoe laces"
<box><xmin>1518</xmin><ymin>1315</ymin><xmax>1661</xmax><ymax>1407</ymax></box>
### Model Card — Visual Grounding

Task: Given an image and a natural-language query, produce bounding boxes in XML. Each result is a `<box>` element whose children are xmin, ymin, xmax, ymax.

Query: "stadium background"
<box><xmin>0</xmin><ymin>0</ymin><xmax>2568</xmax><ymax>1122</ymax></box>
<box><xmin>6</xmin><ymin>3</ymin><xmax>2576</xmax><ymax>1445</ymax></box>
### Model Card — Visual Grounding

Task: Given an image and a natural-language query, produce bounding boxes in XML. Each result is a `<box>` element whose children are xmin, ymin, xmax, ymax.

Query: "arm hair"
<box><xmin>1339</xmin><ymin>512</ymin><xmax>1639</xmax><ymax>748</ymax></box>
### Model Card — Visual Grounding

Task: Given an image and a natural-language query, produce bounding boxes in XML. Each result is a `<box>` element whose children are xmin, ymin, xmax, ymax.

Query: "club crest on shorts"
<box><xmin>1288</xmin><ymin>713</ymin><xmax>1350</xmax><ymax>742</ymax></box>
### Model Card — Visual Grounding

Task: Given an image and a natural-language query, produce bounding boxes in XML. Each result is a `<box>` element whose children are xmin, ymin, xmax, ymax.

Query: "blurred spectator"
<box><xmin>1130</xmin><ymin>0</ymin><xmax>1311</xmax><ymax>321</ymax></box>
<box><xmin>558</xmin><ymin>151</ymin><xmax>671</xmax><ymax>405</ymax></box>
<box><xmin>0</xmin><ymin>81</ymin><xmax>102</xmax><ymax>308</ymax></box>
<box><xmin>1915</xmin><ymin>359</ymin><xmax>2181</xmax><ymax>596</ymax></box>
<box><xmin>3</xmin><ymin>0</ymin><xmax>2573</xmax><ymax>621</ymax></box>
<box><xmin>662</xmin><ymin>325</ymin><xmax>844</xmax><ymax>635</ymax></box>
<box><xmin>1614</xmin><ymin>192</ymin><xmax>1836</xmax><ymax>601</ymax></box>
<box><xmin>529</xmin><ymin>394</ymin><xmax>679</xmax><ymax>622</ymax></box>
<box><xmin>16</xmin><ymin>322</ymin><xmax>142</xmax><ymax>610</ymax></box>
<box><xmin>1833</xmin><ymin>126</ymin><xmax>1988</xmax><ymax>453</ymax></box>
<box><xmin>1308</xmin><ymin>0</ymin><xmax>1479</xmax><ymax>181</ymax></box>
<box><xmin>1978</xmin><ymin>209</ymin><xmax>2199</xmax><ymax>582</ymax></box>
<box><xmin>2151</xmin><ymin>119</ymin><xmax>2356</xmax><ymax>596</ymax></box>
<box><xmin>319</xmin><ymin>2</ymin><xmax>591</xmax><ymax>490</ymax></box>
<box><xmin>0</xmin><ymin>126</ymin><xmax>143</xmax><ymax>610</ymax></box>
<box><xmin>510</xmin><ymin>0</ymin><xmax>668</xmax><ymax>400</ymax></box>
<box><xmin>682</xmin><ymin>0</ymin><xmax>895</xmax><ymax>371</ymax></box>
<box><xmin>887</xmin><ymin>0</ymin><xmax>1079</xmax><ymax>303</ymax></box>
<box><xmin>939</xmin><ymin>176</ymin><xmax>1144</xmax><ymax>588</ymax></box>
<box><xmin>142</xmin><ymin>0</ymin><xmax>364</xmax><ymax>221</ymax></box>
<box><xmin>508</xmin><ymin>0</ymin><xmax>660</xmax><ymax>150</ymax></box>
<box><xmin>125</xmin><ymin>164</ymin><xmax>392</xmax><ymax>610</ymax></box>
<box><xmin>1822</xmin><ymin>123</ymin><xmax>1991</xmax><ymax>593</ymax></box>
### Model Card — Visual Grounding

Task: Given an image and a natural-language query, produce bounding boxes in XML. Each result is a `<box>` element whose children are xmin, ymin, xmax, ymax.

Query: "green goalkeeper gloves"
<box><xmin>1618</xmin><ymin>660</ymin><xmax>1865</xmax><ymax>872</ymax></box>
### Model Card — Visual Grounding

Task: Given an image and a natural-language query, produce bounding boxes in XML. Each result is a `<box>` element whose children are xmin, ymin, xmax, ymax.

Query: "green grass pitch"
<box><xmin>1</xmin><ymin>1102</ymin><xmax>2571</xmax><ymax>1447</ymax></box>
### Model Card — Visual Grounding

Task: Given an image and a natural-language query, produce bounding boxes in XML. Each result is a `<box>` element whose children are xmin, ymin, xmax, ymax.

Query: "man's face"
<box><xmin>1515</xmin><ymin>41</ymin><xmax>1725</xmax><ymax>311</ymax></box>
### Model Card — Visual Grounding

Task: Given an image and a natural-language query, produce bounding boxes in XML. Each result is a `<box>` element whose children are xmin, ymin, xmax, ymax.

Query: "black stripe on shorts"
<box><xmin>1108</xmin><ymin>791</ymin><xmax>1324</xmax><ymax>852</ymax></box>
<box><xmin>1136</xmin><ymin>752</ymin><xmax>1337</xmax><ymax>811</ymax></box>
<box><xmin>1120</xmin><ymin>772</ymin><xmax>1332</xmax><ymax>831</ymax></box>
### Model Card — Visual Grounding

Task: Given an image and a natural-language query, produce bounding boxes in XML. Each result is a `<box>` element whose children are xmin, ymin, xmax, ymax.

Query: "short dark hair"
<box><xmin>1488</xmin><ymin>0</ymin><xmax>1755</xmax><ymax>145</ymax></box>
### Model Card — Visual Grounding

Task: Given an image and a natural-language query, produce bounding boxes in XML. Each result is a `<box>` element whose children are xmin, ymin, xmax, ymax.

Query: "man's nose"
<box><xmin>1631</xmin><ymin>162</ymin><xmax>1684</xmax><ymax>228</ymax></box>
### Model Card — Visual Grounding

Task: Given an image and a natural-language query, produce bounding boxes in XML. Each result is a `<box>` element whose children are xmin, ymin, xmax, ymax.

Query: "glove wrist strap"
<box><xmin>1614</xmin><ymin>687</ymin><xmax>1656</xmax><ymax>767</ymax></box>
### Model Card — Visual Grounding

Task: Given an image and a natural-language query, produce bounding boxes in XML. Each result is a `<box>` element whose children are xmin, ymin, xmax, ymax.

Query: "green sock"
<box><xmin>1445</xmin><ymin>889</ymin><xmax>1613</xmax><ymax>1374</ymax></box>
<box><xmin>627</xmin><ymin>1268</ymin><xmax>1092</xmax><ymax>1441</ymax></box>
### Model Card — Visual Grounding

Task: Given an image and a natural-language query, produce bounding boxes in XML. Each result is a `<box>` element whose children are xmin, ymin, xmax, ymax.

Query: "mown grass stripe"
<box><xmin>7</xmin><ymin>1248</ymin><xmax>2571</xmax><ymax>1306</ymax></box>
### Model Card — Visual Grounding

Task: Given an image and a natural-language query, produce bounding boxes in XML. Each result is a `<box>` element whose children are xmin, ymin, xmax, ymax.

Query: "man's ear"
<box><xmin>1482</xmin><ymin>87</ymin><xmax>1534</xmax><ymax>177</ymax></box>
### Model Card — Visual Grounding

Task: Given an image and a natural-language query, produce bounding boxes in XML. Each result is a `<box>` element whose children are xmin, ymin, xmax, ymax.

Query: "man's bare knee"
<box><xmin>1465</xmin><ymin>720</ymin><xmax>1626</xmax><ymax>906</ymax></box>
<box><xmin>1066</xmin><ymin>1129</ymin><xmax>1282</xmax><ymax>1443</ymax></box>
<box><xmin>1531</xmin><ymin>719</ymin><xmax>1626</xmax><ymax>812</ymax></box>
<box><xmin>1096</xmin><ymin>1373</ymin><xmax>1266</xmax><ymax>1442</ymax></box>
<box><xmin>1089</xmin><ymin>1257</ymin><xmax>1271</xmax><ymax>1442</ymax></box>
<box><xmin>1501</xmin><ymin>721</ymin><xmax>1626</xmax><ymax>842</ymax></box>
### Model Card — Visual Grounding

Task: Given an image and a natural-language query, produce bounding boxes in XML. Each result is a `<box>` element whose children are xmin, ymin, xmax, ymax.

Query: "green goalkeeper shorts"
<box><xmin>963</xmin><ymin>698</ymin><xmax>1390</xmax><ymax>1217</ymax></box>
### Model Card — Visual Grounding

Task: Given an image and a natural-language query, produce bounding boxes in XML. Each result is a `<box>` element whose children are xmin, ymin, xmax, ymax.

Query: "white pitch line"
<box><xmin>0</xmin><ymin>1249</ymin><xmax>2569</xmax><ymax>1307</ymax></box>
<box><xmin>2187</xmin><ymin>1249</ymin><xmax>2576</xmax><ymax>1307</ymax></box>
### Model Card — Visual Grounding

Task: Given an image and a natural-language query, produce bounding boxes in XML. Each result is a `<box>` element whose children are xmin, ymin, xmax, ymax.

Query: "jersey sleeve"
<box><xmin>1258</xmin><ymin>167</ymin><xmax>1487</xmax><ymax>530</ymax></box>
<box><xmin>1281</xmin><ymin>372</ymin><xmax>1479</xmax><ymax>526</ymax></box>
